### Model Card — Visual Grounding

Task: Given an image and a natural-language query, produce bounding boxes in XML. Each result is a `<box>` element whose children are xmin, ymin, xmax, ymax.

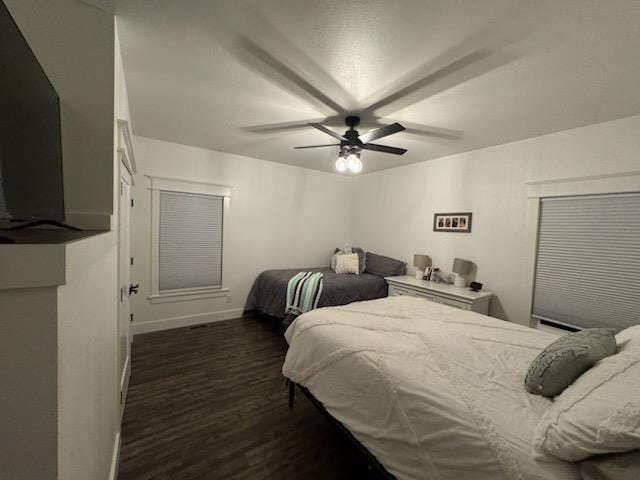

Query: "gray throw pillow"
<box><xmin>525</xmin><ymin>328</ymin><xmax>617</xmax><ymax>397</ymax></box>
<box><xmin>581</xmin><ymin>450</ymin><xmax>640</xmax><ymax>480</ymax></box>
<box><xmin>364</xmin><ymin>252</ymin><xmax>407</xmax><ymax>278</ymax></box>
<box><xmin>334</xmin><ymin>247</ymin><xmax>366</xmax><ymax>274</ymax></box>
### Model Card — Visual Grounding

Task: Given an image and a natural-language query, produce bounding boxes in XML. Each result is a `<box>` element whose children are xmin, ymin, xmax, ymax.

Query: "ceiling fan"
<box><xmin>295</xmin><ymin>116</ymin><xmax>407</xmax><ymax>173</ymax></box>
<box><xmin>223</xmin><ymin>6</ymin><xmax>519</xmax><ymax>174</ymax></box>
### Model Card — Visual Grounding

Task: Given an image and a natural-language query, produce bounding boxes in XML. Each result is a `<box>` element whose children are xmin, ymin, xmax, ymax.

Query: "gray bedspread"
<box><xmin>244</xmin><ymin>267</ymin><xmax>388</xmax><ymax>319</ymax></box>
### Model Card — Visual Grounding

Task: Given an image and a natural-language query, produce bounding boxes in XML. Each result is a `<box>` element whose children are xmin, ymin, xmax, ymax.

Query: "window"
<box><xmin>532</xmin><ymin>193</ymin><xmax>640</xmax><ymax>331</ymax></box>
<box><xmin>149</xmin><ymin>177</ymin><xmax>231</xmax><ymax>303</ymax></box>
<box><xmin>159</xmin><ymin>191</ymin><xmax>223</xmax><ymax>290</ymax></box>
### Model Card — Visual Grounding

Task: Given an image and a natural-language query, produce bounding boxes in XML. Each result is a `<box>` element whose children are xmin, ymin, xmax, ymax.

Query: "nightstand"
<box><xmin>385</xmin><ymin>275</ymin><xmax>493</xmax><ymax>315</ymax></box>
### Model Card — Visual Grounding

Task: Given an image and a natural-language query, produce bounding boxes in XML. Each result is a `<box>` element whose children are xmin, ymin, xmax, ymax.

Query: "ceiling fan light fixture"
<box><xmin>335</xmin><ymin>156</ymin><xmax>347</xmax><ymax>173</ymax></box>
<box><xmin>346</xmin><ymin>152</ymin><xmax>363</xmax><ymax>173</ymax></box>
<box><xmin>349</xmin><ymin>157</ymin><xmax>363</xmax><ymax>173</ymax></box>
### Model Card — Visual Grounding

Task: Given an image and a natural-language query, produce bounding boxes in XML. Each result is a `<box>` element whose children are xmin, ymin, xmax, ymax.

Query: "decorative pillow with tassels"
<box><xmin>332</xmin><ymin>253</ymin><xmax>359</xmax><ymax>275</ymax></box>
<box><xmin>331</xmin><ymin>246</ymin><xmax>365</xmax><ymax>274</ymax></box>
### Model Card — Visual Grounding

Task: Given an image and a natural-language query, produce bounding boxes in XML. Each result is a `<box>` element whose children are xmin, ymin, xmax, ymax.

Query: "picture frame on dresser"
<box><xmin>434</xmin><ymin>212</ymin><xmax>472</xmax><ymax>233</ymax></box>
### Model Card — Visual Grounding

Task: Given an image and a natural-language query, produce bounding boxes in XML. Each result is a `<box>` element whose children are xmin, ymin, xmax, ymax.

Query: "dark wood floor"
<box><xmin>118</xmin><ymin>317</ymin><xmax>383</xmax><ymax>480</ymax></box>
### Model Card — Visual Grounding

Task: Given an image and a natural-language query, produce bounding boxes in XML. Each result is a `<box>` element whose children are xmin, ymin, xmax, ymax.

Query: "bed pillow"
<box><xmin>364</xmin><ymin>252</ymin><xmax>406</xmax><ymax>277</ymax></box>
<box><xmin>333</xmin><ymin>253</ymin><xmax>359</xmax><ymax>274</ymax></box>
<box><xmin>332</xmin><ymin>247</ymin><xmax>365</xmax><ymax>274</ymax></box>
<box><xmin>581</xmin><ymin>450</ymin><xmax>640</xmax><ymax>480</ymax></box>
<box><xmin>616</xmin><ymin>324</ymin><xmax>640</xmax><ymax>346</ymax></box>
<box><xmin>533</xmin><ymin>325</ymin><xmax>640</xmax><ymax>462</ymax></box>
<box><xmin>525</xmin><ymin>329</ymin><xmax>617</xmax><ymax>397</ymax></box>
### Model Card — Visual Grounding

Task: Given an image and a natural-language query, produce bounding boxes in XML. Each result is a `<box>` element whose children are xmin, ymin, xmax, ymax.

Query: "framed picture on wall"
<box><xmin>433</xmin><ymin>212</ymin><xmax>472</xmax><ymax>233</ymax></box>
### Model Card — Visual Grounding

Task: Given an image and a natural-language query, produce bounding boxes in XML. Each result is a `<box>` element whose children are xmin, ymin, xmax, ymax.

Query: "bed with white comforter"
<box><xmin>282</xmin><ymin>295</ymin><xmax>580</xmax><ymax>480</ymax></box>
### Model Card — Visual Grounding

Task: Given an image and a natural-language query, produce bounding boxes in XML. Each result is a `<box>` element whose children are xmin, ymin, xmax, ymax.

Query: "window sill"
<box><xmin>148</xmin><ymin>288</ymin><xmax>230</xmax><ymax>304</ymax></box>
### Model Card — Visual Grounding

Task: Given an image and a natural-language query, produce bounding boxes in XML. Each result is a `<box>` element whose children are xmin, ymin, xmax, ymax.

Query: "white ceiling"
<box><xmin>115</xmin><ymin>0</ymin><xmax>640</xmax><ymax>174</ymax></box>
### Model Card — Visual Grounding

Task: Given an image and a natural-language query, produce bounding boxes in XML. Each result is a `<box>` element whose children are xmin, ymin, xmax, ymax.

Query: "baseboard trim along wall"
<box><xmin>108</xmin><ymin>432</ymin><xmax>121</xmax><ymax>480</ymax></box>
<box><xmin>131</xmin><ymin>308</ymin><xmax>244</xmax><ymax>335</ymax></box>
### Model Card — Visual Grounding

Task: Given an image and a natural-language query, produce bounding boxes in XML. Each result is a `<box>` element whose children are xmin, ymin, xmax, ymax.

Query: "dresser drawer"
<box><xmin>413</xmin><ymin>290</ymin><xmax>437</xmax><ymax>302</ymax></box>
<box><xmin>389</xmin><ymin>284</ymin><xmax>437</xmax><ymax>302</ymax></box>
<box><xmin>438</xmin><ymin>297</ymin><xmax>471</xmax><ymax>310</ymax></box>
<box><xmin>389</xmin><ymin>285</ymin><xmax>411</xmax><ymax>296</ymax></box>
<box><xmin>385</xmin><ymin>277</ymin><xmax>493</xmax><ymax>316</ymax></box>
<box><xmin>390</xmin><ymin>284</ymin><xmax>470</xmax><ymax>309</ymax></box>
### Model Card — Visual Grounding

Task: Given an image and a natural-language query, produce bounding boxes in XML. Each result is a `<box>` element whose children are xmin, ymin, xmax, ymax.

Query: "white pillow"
<box><xmin>334</xmin><ymin>253</ymin><xmax>359</xmax><ymax>275</ymax></box>
<box><xmin>533</xmin><ymin>325</ymin><xmax>640</xmax><ymax>462</ymax></box>
<box><xmin>616</xmin><ymin>324</ymin><xmax>640</xmax><ymax>346</ymax></box>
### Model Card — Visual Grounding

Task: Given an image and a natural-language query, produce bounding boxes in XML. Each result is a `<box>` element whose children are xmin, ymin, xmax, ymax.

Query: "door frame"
<box><xmin>116</xmin><ymin>119</ymin><xmax>136</xmax><ymax>418</ymax></box>
<box><xmin>118</xmin><ymin>168</ymin><xmax>132</xmax><ymax>415</ymax></box>
<box><xmin>117</xmin><ymin>119</ymin><xmax>137</xmax><ymax>179</ymax></box>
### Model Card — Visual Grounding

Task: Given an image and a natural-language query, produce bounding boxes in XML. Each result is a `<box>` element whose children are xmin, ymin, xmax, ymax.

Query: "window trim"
<box><xmin>524</xmin><ymin>170</ymin><xmax>640</xmax><ymax>328</ymax></box>
<box><xmin>148</xmin><ymin>176</ymin><xmax>232</xmax><ymax>303</ymax></box>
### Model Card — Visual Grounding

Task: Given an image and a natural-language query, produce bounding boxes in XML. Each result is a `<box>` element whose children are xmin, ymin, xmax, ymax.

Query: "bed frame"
<box><xmin>288</xmin><ymin>380</ymin><xmax>396</xmax><ymax>480</ymax></box>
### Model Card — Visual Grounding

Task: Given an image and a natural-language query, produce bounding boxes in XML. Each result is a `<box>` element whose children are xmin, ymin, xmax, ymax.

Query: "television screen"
<box><xmin>0</xmin><ymin>1</ymin><xmax>64</xmax><ymax>222</ymax></box>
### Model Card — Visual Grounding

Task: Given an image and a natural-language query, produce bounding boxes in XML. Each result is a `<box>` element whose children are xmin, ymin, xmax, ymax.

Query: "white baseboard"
<box><xmin>108</xmin><ymin>431</ymin><xmax>121</xmax><ymax>480</ymax></box>
<box><xmin>131</xmin><ymin>308</ymin><xmax>244</xmax><ymax>335</ymax></box>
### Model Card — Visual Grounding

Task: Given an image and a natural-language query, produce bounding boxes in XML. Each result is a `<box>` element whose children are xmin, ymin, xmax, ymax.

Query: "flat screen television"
<box><xmin>0</xmin><ymin>0</ymin><xmax>65</xmax><ymax>226</ymax></box>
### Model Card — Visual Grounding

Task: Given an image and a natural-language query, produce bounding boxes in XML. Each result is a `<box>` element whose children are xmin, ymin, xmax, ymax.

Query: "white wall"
<box><xmin>57</xmin><ymin>233</ymin><xmax>119</xmax><ymax>480</ymax></box>
<box><xmin>351</xmin><ymin>114</ymin><xmax>640</xmax><ymax>325</ymax></box>
<box><xmin>130</xmin><ymin>115</ymin><xmax>640</xmax><ymax>332</ymax></box>
<box><xmin>113</xmin><ymin>21</ymin><xmax>133</xmax><ymax>226</ymax></box>
<box><xmin>0</xmin><ymin>233</ymin><xmax>119</xmax><ymax>480</ymax></box>
<box><xmin>130</xmin><ymin>136</ymin><xmax>352</xmax><ymax>333</ymax></box>
<box><xmin>3</xmin><ymin>0</ymin><xmax>115</xmax><ymax>230</ymax></box>
<box><xmin>115</xmin><ymin>22</ymin><xmax>132</xmax><ymax>128</ymax></box>
<box><xmin>0</xmin><ymin>5</ymin><xmax>121</xmax><ymax>480</ymax></box>
<box><xmin>0</xmin><ymin>286</ymin><xmax>58</xmax><ymax>480</ymax></box>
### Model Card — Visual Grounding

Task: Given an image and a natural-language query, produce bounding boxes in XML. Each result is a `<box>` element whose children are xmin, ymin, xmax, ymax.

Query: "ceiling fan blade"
<box><xmin>362</xmin><ymin>143</ymin><xmax>407</xmax><ymax>156</ymax></box>
<box><xmin>362</xmin><ymin>2</ymin><xmax>533</xmax><ymax>117</ymax></box>
<box><xmin>294</xmin><ymin>144</ymin><xmax>341</xmax><ymax>149</ymax></box>
<box><xmin>369</xmin><ymin>51</ymin><xmax>516</xmax><ymax>117</ymax></box>
<box><xmin>401</xmin><ymin>121</ymin><xmax>461</xmax><ymax>141</ymax></box>
<box><xmin>243</xmin><ymin>120</ymin><xmax>320</xmax><ymax>135</ymax></box>
<box><xmin>358</xmin><ymin>123</ymin><xmax>405</xmax><ymax>144</ymax></box>
<box><xmin>309</xmin><ymin>123</ymin><xmax>347</xmax><ymax>141</ymax></box>
<box><xmin>236</xmin><ymin>36</ymin><xmax>345</xmax><ymax>116</ymax></box>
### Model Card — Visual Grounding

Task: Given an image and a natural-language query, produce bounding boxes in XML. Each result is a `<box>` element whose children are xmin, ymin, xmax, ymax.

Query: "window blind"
<box><xmin>532</xmin><ymin>193</ymin><xmax>640</xmax><ymax>330</ymax></box>
<box><xmin>159</xmin><ymin>190</ymin><xmax>223</xmax><ymax>291</ymax></box>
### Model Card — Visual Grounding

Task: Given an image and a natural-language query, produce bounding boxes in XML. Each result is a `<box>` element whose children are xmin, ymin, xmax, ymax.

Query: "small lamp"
<box><xmin>413</xmin><ymin>254</ymin><xmax>431</xmax><ymax>280</ymax></box>
<box><xmin>452</xmin><ymin>258</ymin><xmax>471</xmax><ymax>288</ymax></box>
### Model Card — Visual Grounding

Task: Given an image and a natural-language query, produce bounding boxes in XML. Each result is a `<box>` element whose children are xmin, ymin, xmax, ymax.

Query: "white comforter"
<box><xmin>283</xmin><ymin>295</ymin><xmax>580</xmax><ymax>480</ymax></box>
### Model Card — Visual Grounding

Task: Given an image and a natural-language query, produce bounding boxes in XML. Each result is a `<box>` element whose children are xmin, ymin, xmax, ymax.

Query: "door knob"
<box><xmin>129</xmin><ymin>284</ymin><xmax>139</xmax><ymax>295</ymax></box>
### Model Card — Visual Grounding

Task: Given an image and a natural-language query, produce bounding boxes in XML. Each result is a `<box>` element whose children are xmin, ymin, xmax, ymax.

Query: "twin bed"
<box><xmin>282</xmin><ymin>295</ymin><xmax>582</xmax><ymax>480</ymax></box>
<box><xmin>244</xmin><ymin>267</ymin><xmax>389</xmax><ymax>320</ymax></box>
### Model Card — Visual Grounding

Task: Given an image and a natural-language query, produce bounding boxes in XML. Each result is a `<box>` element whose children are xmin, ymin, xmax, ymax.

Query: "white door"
<box><xmin>118</xmin><ymin>168</ymin><xmax>133</xmax><ymax>418</ymax></box>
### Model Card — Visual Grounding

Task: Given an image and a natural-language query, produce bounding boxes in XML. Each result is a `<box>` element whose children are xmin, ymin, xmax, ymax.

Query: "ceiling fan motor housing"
<box><xmin>345</xmin><ymin>115</ymin><xmax>361</xmax><ymax>128</ymax></box>
<box><xmin>343</xmin><ymin>115</ymin><xmax>363</xmax><ymax>152</ymax></box>
<box><xmin>343</xmin><ymin>129</ymin><xmax>363</xmax><ymax>147</ymax></box>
